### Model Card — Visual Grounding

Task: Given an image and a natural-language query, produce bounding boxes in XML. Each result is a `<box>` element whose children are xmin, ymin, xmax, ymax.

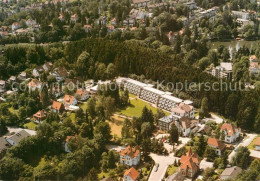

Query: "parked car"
<box><xmin>154</xmin><ymin>163</ymin><xmax>159</xmax><ymax>172</ymax></box>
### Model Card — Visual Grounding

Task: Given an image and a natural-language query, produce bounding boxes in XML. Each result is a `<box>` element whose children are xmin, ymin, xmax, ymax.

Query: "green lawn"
<box><xmin>117</xmin><ymin>94</ymin><xmax>169</xmax><ymax>117</ymax></box>
<box><xmin>248</xmin><ymin>137</ymin><xmax>259</xmax><ymax>150</ymax></box>
<box><xmin>80</xmin><ymin>102</ymin><xmax>88</xmax><ymax>112</ymax></box>
<box><xmin>24</xmin><ymin>121</ymin><xmax>37</xmax><ymax>130</ymax></box>
<box><xmin>166</xmin><ymin>164</ymin><xmax>178</xmax><ymax>176</ymax></box>
<box><xmin>70</xmin><ymin>113</ymin><xmax>76</xmax><ymax>123</ymax></box>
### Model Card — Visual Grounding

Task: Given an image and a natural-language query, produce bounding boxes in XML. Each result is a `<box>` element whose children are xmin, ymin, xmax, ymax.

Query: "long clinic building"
<box><xmin>119</xmin><ymin>78</ymin><xmax>185</xmax><ymax>111</ymax></box>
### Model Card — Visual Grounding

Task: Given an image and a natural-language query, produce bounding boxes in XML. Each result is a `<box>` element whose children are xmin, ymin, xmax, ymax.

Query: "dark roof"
<box><xmin>0</xmin><ymin>137</ymin><xmax>10</xmax><ymax>152</ymax></box>
<box><xmin>8</xmin><ymin>130</ymin><xmax>30</xmax><ymax>144</ymax></box>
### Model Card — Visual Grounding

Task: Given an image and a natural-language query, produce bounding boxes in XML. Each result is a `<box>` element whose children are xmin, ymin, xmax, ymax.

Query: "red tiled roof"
<box><xmin>207</xmin><ymin>137</ymin><xmax>226</xmax><ymax>151</ymax></box>
<box><xmin>64</xmin><ymin>95</ymin><xmax>75</xmax><ymax>104</ymax></box>
<box><xmin>51</xmin><ymin>101</ymin><xmax>64</xmax><ymax>111</ymax></box>
<box><xmin>76</xmin><ymin>89</ymin><xmax>87</xmax><ymax>98</ymax></box>
<box><xmin>120</xmin><ymin>145</ymin><xmax>140</xmax><ymax>158</ymax></box>
<box><xmin>124</xmin><ymin>167</ymin><xmax>139</xmax><ymax>181</ymax></box>
<box><xmin>221</xmin><ymin>123</ymin><xmax>239</xmax><ymax>137</ymax></box>
<box><xmin>180</xmin><ymin>148</ymin><xmax>200</xmax><ymax>165</ymax></box>
<box><xmin>254</xmin><ymin>137</ymin><xmax>260</xmax><ymax>146</ymax></box>
<box><xmin>33</xmin><ymin>110</ymin><xmax>46</xmax><ymax>119</ymax></box>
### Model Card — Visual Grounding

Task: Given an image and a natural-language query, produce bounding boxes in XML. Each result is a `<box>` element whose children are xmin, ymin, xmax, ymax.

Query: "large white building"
<box><xmin>119</xmin><ymin>78</ymin><xmax>187</xmax><ymax>112</ymax></box>
<box><xmin>232</xmin><ymin>11</ymin><xmax>250</xmax><ymax>20</ymax></box>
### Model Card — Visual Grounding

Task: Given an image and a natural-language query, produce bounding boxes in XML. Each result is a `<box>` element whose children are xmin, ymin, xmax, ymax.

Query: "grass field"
<box><xmin>166</xmin><ymin>164</ymin><xmax>178</xmax><ymax>176</ymax></box>
<box><xmin>117</xmin><ymin>94</ymin><xmax>169</xmax><ymax>117</ymax></box>
<box><xmin>80</xmin><ymin>102</ymin><xmax>88</xmax><ymax>112</ymax></box>
<box><xmin>70</xmin><ymin>113</ymin><xmax>76</xmax><ymax>123</ymax></box>
<box><xmin>107</xmin><ymin>115</ymin><xmax>124</xmax><ymax>138</ymax></box>
<box><xmin>248</xmin><ymin>137</ymin><xmax>259</xmax><ymax>150</ymax></box>
<box><xmin>24</xmin><ymin>121</ymin><xmax>37</xmax><ymax>130</ymax></box>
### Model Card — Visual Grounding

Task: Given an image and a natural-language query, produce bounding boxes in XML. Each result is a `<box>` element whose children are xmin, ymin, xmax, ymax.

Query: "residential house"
<box><xmin>0</xmin><ymin>137</ymin><xmax>10</xmax><ymax>155</ymax></box>
<box><xmin>75</xmin><ymin>88</ymin><xmax>89</xmax><ymax>101</ymax></box>
<box><xmin>52</xmin><ymin>87</ymin><xmax>63</xmax><ymax>98</ymax></box>
<box><xmin>63</xmin><ymin>95</ymin><xmax>77</xmax><ymax>107</ymax></box>
<box><xmin>120</xmin><ymin>145</ymin><xmax>140</xmax><ymax>166</ymax></box>
<box><xmin>207</xmin><ymin>137</ymin><xmax>226</xmax><ymax>156</ymax></box>
<box><xmin>26</xmin><ymin>18</ymin><xmax>37</xmax><ymax>27</ymax></box>
<box><xmin>123</xmin><ymin>167</ymin><xmax>139</xmax><ymax>181</ymax></box>
<box><xmin>52</xmin><ymin>67</ymin><xmax>68</xmax><ymax>81</ymax></box>
<box><xmin>0</xmin><ymin>80</ymin><xmax>6</xmax><ymax>93</ymax></box>
<box><xmin>107</xmin><ymin>25</ymin><xmax>115</xmax><ymax>33</ymax></box>
<box><xmin>254</xmin><ymin>137</ymin><xmax>260</xmax><ymax>151</ymax></box>
<box><xmin>12</xmin><ymin>22</ymin><xmax>20</xmax><ymax>31</ymax></box>
<box><xmin>220</xmin><ymin>166</ymin><xmax>242</xmax><ymax>180</ymax></box>
<box><xmin>42</xmin><ymin>62</ymin><xmax>53</xmax><ymax>72</ymax></box>
<box><xmin>171</xmin><ymin>103</ymin><xmax>195</xmax><ymax>119</ymax></box>
<box><xmin>83</xmin><ymin>25</ymin><xmax>92</xmax><ymax>33</ymax></box>
<box><xmin>64</xmin><ymin>136</ymin><xmax>75</xmax><ymax>153</ymax></box>
<box><xmin>147</xmin><ymin>3</ymin><xmax>168</xmax><ymax>13</ymax></box>
<box><xmin>51</xmin><ymin>101</ymin><xmax>65</xmax><ymax>113</ymax></box>
<box><xmin>111</xmin><ymin>18</ymin><xmax>117</xmax><ymax>26</ymax></box>
<box><xmin>6</xmin><ymin>130</ymin><xmax>31</xmax><ymax>146</ymax></box>
<box><xmin>179</xmin><ymin>148</ymin><xmax>200</xmax><ymax>178</ymax></box>
<box><xmin>132</xmin><ymin>0</ymin><xmax>150</xmax><ymax>8</ymax></box>
<box><xmin>70</xmin><ymin>14</ymin><xmax>78</xmax><ymax>23</ymax></box>
<box><xmin>32</xmin><ymin>67</ymin><xmax>44</xmax><ymax>77</ymax></box>
<box><xmin>249</xmin><ymin>62</ymin><xmax>260</xmax><ymax>77</ymax></box>
<box><xmin>18</xmin><ymin>72</ymin><xmax>27</xmax><ymax>81</ymax></box>
<box><xmin>28</xmin><ymin>79</ymin><xmax>42</xmax><ymax>90</ymax></box>
<box><xmin>33</xmin><ymin>110</ymin><xmax>46</xmax><ymax>122</ymax></box>
<box><xmin>250</xmin><ymin>55</ymin><xmax>259</xmax><ymax>62</ymax></box>
<box><xmin>221</xmin><ymin>123</ymin><xmax>240</xmax><ymax>143</ymax></box>
<box><xmin>175</xmin><ymin>117</ymin><xmax>192</xmax><ymax>137</ymax></box>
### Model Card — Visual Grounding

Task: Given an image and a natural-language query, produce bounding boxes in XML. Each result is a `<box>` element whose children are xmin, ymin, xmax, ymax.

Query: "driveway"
<box><xmin>176</xmin><ymin>137</ymin><xmax>191</xmax><ymax>150</ymax></box>
<box><xmin>148</xmin><ymin>153</ymin><xmax>179</xmax><ymax>181</ymax></box>
<box><xmin>200</xmin><ymin>158</ymin><xmax>214</xmax><ymax>170</ymax></box>
<box><xmin>210</xmin><ymin>113</ymin><xmax>223</xmax><ymax>124</ymax></box>
<box><xmin>6</xmin><ymin>127</ymin><xmax>36</xmax><ymax>137</ymax></box>
<box><xmin>105</xmin><ymin>144</ymin><xmax>126</xmax><ymax>152</ymax></box>
<box><xmin>228</xmin><ymin>133</ymin><xmax>257</xmax><ymax>162</ymax></box>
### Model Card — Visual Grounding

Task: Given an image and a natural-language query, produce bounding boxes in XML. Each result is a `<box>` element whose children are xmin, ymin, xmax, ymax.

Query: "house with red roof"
<box><xmin>123</xmin><ymin>167</ymin><xmax>139</xmax><ymax>181</ymax></box>
<box><xmin>51</xmin><ymin>101</ymin><xmax>65</xmax><ymax>113</ymax></box>
<box><xmin>63</xmin><ymin>95</ymin><xmax>77</xmax><ymax>107</ymax></box>
<box><xmin>120</xmin><ymin>145</ymin><xmax>140</xmax><ymax>166</ymax></box>
<box><xmin>33</xmin><ymin>110</ymin><xmax>46</xmax><ymax>122</ymax></box>
<box><xmin>179</xmin><ymin>148</ymin><xmax>200</xmax><ymax>178</ymax></box>
<box><xmin>75</xmin><ymin>89</ymin><xmax>89</xmax><ymax>101</ymax></box>
<box><xmin>207</xmin><ymin>137</ymin><xmax>226</xmax><ymax>156</ymax></box>
<box><xmin>221</xmin><ymin>123</ymin><xmax>240</xmax><ymax>143</ymax></box>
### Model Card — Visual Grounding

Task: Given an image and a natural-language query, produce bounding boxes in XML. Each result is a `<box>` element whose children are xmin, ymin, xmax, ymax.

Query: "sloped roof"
<box><xmin>221</xmin><ymin>166</ymin><xmax>242</xmax><ymax>178</ymax></box>
<box><xmin>221</xmin><ymin>123</ymin><xmax>239</xmax><ymax>136</ymax></box>
<box><xmin>180</xmin><ymin>117</ymin><xmax>191</xmax><ymax>129</ymax></box>
<box><xmin>254</xmin><ymin>137</ymin><xmax>260</xmax><ymax>146</ymax></box>
<box><xmin>180</xmin><ymin>148</ymin><xmax>200</xmax><ymax>165</ymax></box>
<box><xmin>51</xmin><ymin>101</ymin><xmax>64</xmax><ymax>111</ymax></box>
<box><xmin>124</xmin><ymin>167</ymin><xmax>139</xmax><ymax>181</ymax></box>
<box><xmin>207</xmin><ymin>137</ymin><xmax>226</xmax><ymax>151</ymax></box>
<box><xmin>120</xmin><ymin>145</ymin><xmax>140</xmax><ymax>158</ymax></box>
<box><xmin>64</xmin><ymin>95</ymin><xmax>75</xmax><ymax>104</ymax></box>
<box><xmin>33</xmin><ymin>110</ymin><xmax>46</xmax><ymax>119</ymax></box>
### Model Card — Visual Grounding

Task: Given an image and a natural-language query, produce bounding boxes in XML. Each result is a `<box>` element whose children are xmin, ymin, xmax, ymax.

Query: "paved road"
<box><xmin>6</xmin><ymin>127</ymin><xmax>36</xmax><ymax>137</ymax></box>
<box><xmin>148</xmin><ymin>153</ymin><xmax>179</xmax><ymax>181</ymax></box>
<box><xmin>200</xmin><ymin>158</ymin><xmax>214</xmax><ymax>170</ymax></box>
<box><xmin>228</xmin><ymin>133</ymin><xmax>257</xmax><ymax>162</ymax></box>
<box><xmin>106</xmin><ymin>144</ymin><xmax>126</xmax><ymax>152</ymax></box>
<box><xmin>210</xmin><ymin>113</ymin><xmax>224</xmax><ymax>124</ymax></box>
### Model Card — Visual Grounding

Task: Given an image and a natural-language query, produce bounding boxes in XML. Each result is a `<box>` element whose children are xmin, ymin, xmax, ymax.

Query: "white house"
<box><xmin>207</xmin><ymin>137</ymin><xmax>226</xmax><ymax>156</ymax></box>
<box><xmin>221</xmin><ymin>123</ymin><xmax>240</xmax><ymax>143</ymax></box>
<box><xmin>123</xmin><ymin>167</ymin><xmax>139</xmax><ymax>181</ymax></box>
<box><xmin>32</xmin><ymin>67</ymin><xmax>44</xmax><ymax>78</ymax></box>
<box><xmin>6</xmin><ymin>130</ymin><xmax>31</xmax><ymax>146</ymax></box>
<box><xmin>42</xmin><ymin>62</ymin><xmax>53</xmax><ymax>72</ymax></box>
<box><xmin>120</xmin><ymin>145</ymin><xmax>140</xmax><ymax>166</ymax></box>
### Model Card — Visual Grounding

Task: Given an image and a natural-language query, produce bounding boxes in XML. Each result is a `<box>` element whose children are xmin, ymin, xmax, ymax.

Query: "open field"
<box><xmin>107</xmin><ymin>115</ymin><xmax>125</xmax><ymax>138</ymax></box>
<box><xmin>166</xmin><ymin>164</ymin><xmax>178</xmax><ymax>176</ymax></box>
<box><xmin>248</xmin><ymin>136</ymin><xmax>259</xmax><ymax>150</ymax></box>
<box><xmin>117</xmin><ymin>94</ymin><xmax>169</xmax><ymax>117</ymax></box>
<box><xmin>23</xmin><ymin>121</ymin><xmax>37</xmax><ymax>130</ymax></box>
